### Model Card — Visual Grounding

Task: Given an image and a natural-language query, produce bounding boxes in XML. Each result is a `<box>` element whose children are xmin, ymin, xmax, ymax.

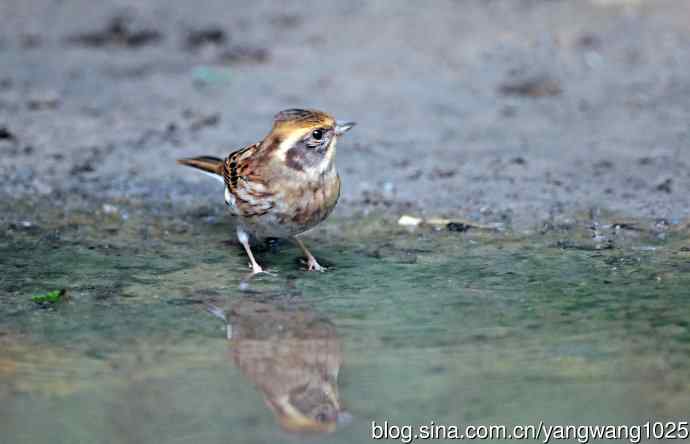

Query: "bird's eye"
<box><xmin>312</xmin><ymin>129</ymin><xmax>323</xmax><ymax>140</ymax></box>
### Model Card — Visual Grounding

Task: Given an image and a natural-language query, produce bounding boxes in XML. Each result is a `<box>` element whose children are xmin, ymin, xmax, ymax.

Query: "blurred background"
<box><xmin>2</xmin><ymin>2</ymin><xmax>690</xmax><ymax>444</ymax></box>
<box><xmin>1</xmin><ymin>0</ymin><xmax>689</xmax><ymax>227</ymax></box>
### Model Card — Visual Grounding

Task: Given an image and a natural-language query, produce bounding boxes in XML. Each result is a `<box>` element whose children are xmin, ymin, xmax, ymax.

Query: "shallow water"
<box><xmin>1</xmin><ymin>202</ymin><xmax>690</xmax><ymax>443</ymax></box>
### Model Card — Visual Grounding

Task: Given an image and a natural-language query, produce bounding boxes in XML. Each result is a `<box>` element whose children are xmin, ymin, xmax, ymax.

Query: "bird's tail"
<box><xmin>176</xmin><ymin>156</ymin><xmax>224</xmax><ymax>176</ymax></box>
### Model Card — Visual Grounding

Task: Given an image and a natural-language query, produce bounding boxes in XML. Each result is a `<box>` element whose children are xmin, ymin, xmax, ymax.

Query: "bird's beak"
<box><xmin>335</xmin><ymin>121</ymin><xmax>356</xmax><ymax>136</ymax></box>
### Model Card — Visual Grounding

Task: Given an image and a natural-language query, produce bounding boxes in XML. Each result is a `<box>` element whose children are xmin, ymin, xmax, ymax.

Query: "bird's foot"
<box><xmin>306</xmin><ymin>257</ymin><xmax>326</xmax><ymax>272</ymax></box>
<box><xmin>239</xmin><ymin>265</ymin><xmax>277</xmax><ymax>289</ymax></box>
<box><xmin>247</xmin><ymin>262</ymin><xmax>276</xmax><ymax>276</ymax></box>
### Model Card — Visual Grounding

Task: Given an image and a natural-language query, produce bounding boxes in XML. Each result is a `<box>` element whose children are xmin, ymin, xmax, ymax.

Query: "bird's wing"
<box><xmin>222</xmin><ymin>142</ymin><xmax>276</xmax><ymax>218</ymax></box>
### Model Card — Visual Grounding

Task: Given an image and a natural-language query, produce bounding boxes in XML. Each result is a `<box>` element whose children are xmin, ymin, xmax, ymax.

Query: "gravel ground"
<box><xmin>1</xmin><ymin>0</ymin><xmax>689</xmax><ymax>229</ymax></box>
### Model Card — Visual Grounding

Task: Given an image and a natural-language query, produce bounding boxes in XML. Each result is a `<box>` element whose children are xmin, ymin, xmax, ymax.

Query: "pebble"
<box><xmin>102</xmin><ymin>204</ymin><xmax>119</xmax><ymax>214</ymax></box>
<box><xmin>398</xmin><ymin>215</ymin><xmax>422</xmax><ymax>227</ymax></box>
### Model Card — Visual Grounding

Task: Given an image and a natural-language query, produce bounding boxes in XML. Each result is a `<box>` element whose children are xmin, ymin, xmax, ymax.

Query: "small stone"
<box><xmin>447</xmin><ymin>222</ymin><xmax>470</xmax><ymax>232</ymax></box>
<box><xmin>102</xmin><ymin>204</ymin><xmax>119</xmax><ymax>214</ymax></box>
<box><xmin>655</xmin><ymin>178</ymin><xmax>672</xmax><ymax>193</ymax></box>
<box><xmin>186</xmin><ymin>27</ymin><xmax>227</xmax><ymax>49</ymax></box>
<box><xmin>499</xmin><ymin>75</ymin><xmax>562</xmax><ymax>98</ymax></box>
<box><xmin>0</xmin><ymin>127</ymin><xmax>15</xmax><ymax>141</ymax></box>
<box><xmin>398</xmin><ymin>215</ymin><xmax>422</xmax><ymax>227</ymax></box>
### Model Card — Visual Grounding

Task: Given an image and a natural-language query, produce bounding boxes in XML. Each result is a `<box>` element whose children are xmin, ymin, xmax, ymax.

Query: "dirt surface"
<box><xmin>1</xmin><ymin>0</ymin><xmax>689</xmax><ymax>229</ymax></box>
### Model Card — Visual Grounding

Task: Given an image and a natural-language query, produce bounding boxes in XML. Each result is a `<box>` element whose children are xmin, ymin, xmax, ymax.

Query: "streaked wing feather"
<box><xmin>223</xmin><ymin>142</ymin><xmax>276</xmax><ymax>218</ymax></box>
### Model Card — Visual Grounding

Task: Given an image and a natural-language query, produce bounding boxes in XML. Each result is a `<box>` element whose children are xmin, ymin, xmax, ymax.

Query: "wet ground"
<box><xmin>2</xmin><ymin>200</ymin><xmax>690</xmax><ymax>442</ymax></box>
<box><xmin>2</xmin><ymin>0</ymin><xmax>690</xmax><ymax>443</ymax></box>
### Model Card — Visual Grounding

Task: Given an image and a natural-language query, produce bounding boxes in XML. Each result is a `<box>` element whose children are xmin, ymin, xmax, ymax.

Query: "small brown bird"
<box><xmin>178</xmin><ymin>109</ymin><xmax>355</xmax><ymax>274</ymax></box>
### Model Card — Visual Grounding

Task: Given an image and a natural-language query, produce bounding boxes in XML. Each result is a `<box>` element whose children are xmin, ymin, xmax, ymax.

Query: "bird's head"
<box><xmin>265</xmin><ymin>109</ymin><xmax>355</xmax><ymax>174</ymax></box>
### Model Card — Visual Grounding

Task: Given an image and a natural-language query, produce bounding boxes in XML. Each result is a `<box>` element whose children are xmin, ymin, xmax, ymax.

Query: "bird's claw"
<box><xmin>242</xmin><ymin>262</ymin><xmax>277</xmax><ymax>278</ymax></box>
<box><xmin>249</xmin><ymin>266</ymin><xmax>277</xmax><ymax>277</ymax></box>
<box><xmin>306</xmin><ymin>258</ymin><xmax>326</xmax><ymax>272</ymax></box>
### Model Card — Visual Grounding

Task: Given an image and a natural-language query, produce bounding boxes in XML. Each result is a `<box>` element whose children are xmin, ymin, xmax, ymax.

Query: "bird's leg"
<box><xmin>292</xmin><ymin>237</ymin><xmax>326</xmax><ymax>272</ymax></box>
<box><xmin>236</xmin><ymin>227</ymin><xmax>264</xmax><ymax>275</ymax></box>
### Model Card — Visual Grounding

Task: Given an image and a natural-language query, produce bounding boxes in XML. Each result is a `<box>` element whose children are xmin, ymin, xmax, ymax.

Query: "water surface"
<box><xmin>1</xmin><ymin>203</ymin><xmax>689</xmax><ymax>443</ymax></box>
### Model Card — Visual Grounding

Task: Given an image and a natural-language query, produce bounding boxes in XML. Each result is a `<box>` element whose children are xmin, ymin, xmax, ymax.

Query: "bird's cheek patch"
<box><xmin>285</xmin><ymin>146</ymin><xmax>306</xmax><ymax>172</ymax></box>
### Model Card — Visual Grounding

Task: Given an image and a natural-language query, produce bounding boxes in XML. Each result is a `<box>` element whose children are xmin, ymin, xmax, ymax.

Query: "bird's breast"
<box><xmin>230</xmin><ymin>163</ymin><xmax>341</xmax><ymax>238</ymax></box>
<box><xmin>238</xmin><ymin>172</ymin><xmax>339</xmax><ymax>238</ymax></box>
<box><xmin>278</xmin><ymin>172</ymin><xmax>341</xmax><ymax>231</ymax></box>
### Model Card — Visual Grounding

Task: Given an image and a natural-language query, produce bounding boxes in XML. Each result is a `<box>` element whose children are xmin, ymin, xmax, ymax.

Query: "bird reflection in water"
<box><xmin>209</xmin><ymin>295</ymin><xmax>349</xmax><ymax>434</ymax></box>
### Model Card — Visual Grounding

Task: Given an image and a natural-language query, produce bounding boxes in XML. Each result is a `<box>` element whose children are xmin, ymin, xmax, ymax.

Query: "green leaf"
<box><xmin>31</xmin><ymin>289</ymin><xmax>67</xmax><ymax>304</ymax></box>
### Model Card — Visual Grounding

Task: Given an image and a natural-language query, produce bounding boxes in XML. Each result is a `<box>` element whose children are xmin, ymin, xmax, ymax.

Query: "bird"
<box><xmin>177</xmin><ymin>109</ymin><xmax>355</xmax><ymax>274</ymax></box>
